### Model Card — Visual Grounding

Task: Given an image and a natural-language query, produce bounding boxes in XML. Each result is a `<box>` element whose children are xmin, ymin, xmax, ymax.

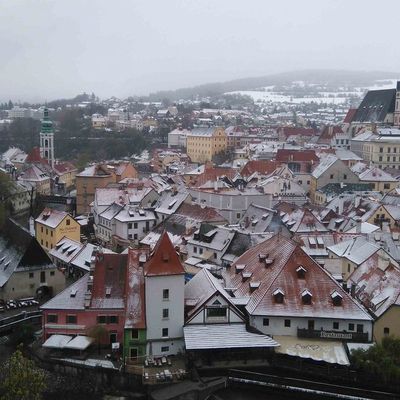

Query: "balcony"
<box><xmin>297</xmin><ymin>328</ymin><xmax>369</xmax><ymax>342</ymax></box>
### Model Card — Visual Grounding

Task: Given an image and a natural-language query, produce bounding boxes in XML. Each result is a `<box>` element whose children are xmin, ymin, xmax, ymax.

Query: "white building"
<box><xmin>144</xmin><ymin>232</ymin><xmax>185</xmax><ymax>356</ymax></box>
<box><xmin>168</xmin><ymin>128</ymin><xmax>190</xmax><ymax>148</ymax></box>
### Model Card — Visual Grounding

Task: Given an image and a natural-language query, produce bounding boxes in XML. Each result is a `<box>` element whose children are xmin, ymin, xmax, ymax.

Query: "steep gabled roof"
<box><xmin>125</xmin><ymin>248</ymin><xmax>147</xmax><ymax>329</ymax></box>
<box><xmin>241</xmin><ymin>160</ymin><xmax>280</xmax><ymax>177</ymax></box>
<box><xmin>224</xmin><ymin>234</ymin><xmax>370</xmax><ymax>321</ymax></box>
<box><xmin>91</xmin><ymin>253</ymin><xmax>128</xmax><ymax>309</ymax></box>
<box><xmin>343</xmin><ymin>108</ymin><xmax>357</xmax><ymax>124</ymax></box>
<box><xmin>144</xmin><ymin>231</ymin><xmax>185</xmax><ymax>276</ymax></box>
<box><xmin>353</xmin><ymin>89</ymin><xmax>396</xmax><ymax>123</ymax></box>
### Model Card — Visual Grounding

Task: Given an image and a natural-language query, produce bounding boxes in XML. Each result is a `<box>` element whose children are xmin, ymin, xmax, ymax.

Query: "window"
<box><xmin>199</xmin><ymin>248</ymin><xmax>203</xmax><ymax>255</ymax></box>
<box><xmin>29</xmin><ymin>272</ymin><xmax>34</xmax><ymax>279</ymax></box>
<box><xmin>66</xmin><ymin>315</ymin><xmax>77</xmax><ymax>324</ymax></box>
<box><xmin>207</xmin><ymin>307</ymin><xmax>227</xmax><ymax>318</ymax></box>
<box><xmin>134</xmin><ymin>234</ymin><xmax>138</xmax><ymax>240</ymax></box>
<box><xmin>128</xmin><ymin>223</ymin><xmax>132</xmax><ymax>229</ymax></box>
<box><xmin>284</xmin><ymin>319</ymin><xmax>291</xmax><ymax>327</ymax></box>
<box><xmin>66</xmin><ymin>219</ymin><xmax>70</xmax><ymax>226</ymax></box>
<box><xmin>41</xmin><ymin>226</ymin><xmax>43</xmax><ymax>233</ymax></box>
<box><xmin>162</xmin><ymin>328</ymin><xmax>168</xmax><ymax>338</ymax></box>
<box><xmin>263</xmin><ymin>318</ymin><xmax>269</xmax><ymax>326</ymax></box>
<box><xmin>302</xmin><ymin>293</ymin><xmax>312</xmax><ymax>305</ymax></box>
<box><xmin>46</xmin><ymin>228</ymin><xmax>48</xmax><ymax>235</ymax></box>
<box><xmin>47</xmin><ymin>314</ymin><xmax>58</xmax><ymax>323</ymax></box>
<box><xmin>162</xmin><ymin>308</ymin><xmax>169</xmax><ymax>319</ymax></box>
<box><xmin>330</xmin><ymin>174</ymin><xmax>334</xmax><ymax>179</ymax></box>
<box><xmin>308</xmin><ymin>320</ymin><xmax>315</xmax><ymax>330</ymax></box>
<box><xmin>357</xmin><ymin>324</ymin><xmax>364</xmax><ymax>333</ymax></box>
<box><xmin>343</xmin><ymin>174</ymin><xmax>347</xmax><ymax>180</ymax></box>
<box><xmin>379</xmin><ymin>147</ymin><xmax>383</xmax><ymax>153</ymax></box>
<box><xmin>131</xmin><ymin>329</ymin><xmax>139</xmax><ymax>339</ymax></box>
<box><xmin>50</xmin><ymin>271</ymin><xmax>55</xmax><ymax>276</ymax></box>
<box><xmin>97</xmin><ymin>315</ymin><xmax>106</xmax><ymax>324</ymax></box>
<box><xmin>51</xmin><ymin>231</ymin><xmax>53</xmax><ymax>237</ymax></box>
<box><xmin>214</xmin><ymin>252</ymin><xmax>217</xmax><ymax>260</ymax></box>
<box><xmin>333</xmin><ymin>322</ymin><xmax>339</xmax><ymax>330</ymax></box>
<box><xmin>163</xmin><ymin>289</ymin><xmax>169</xmax><ymax>300</ymax></box>
<box><xmin>41</xmin><ymin>239</ymin><xmax>43</xmax><ymax>245</ymax></box>
<box><xmin>384</xmin><ymin>327</ymin><xmax>390</xmax><ymax>335</ymax></box>
<box><xmin>379</xmin><ymin>156</ymin><xmax>383</xmax><ymax>162</ymax></box>
<box><xmin>388</xmin><ymin>147</ymin><xmax>391</xmax><ymax>153</ymax></box>
<box><xmin>45</xmin><ymin>241</ymin><xmax>48</xmax><ymax>248</ymax></box>
<box><xmin>40</xmin><ymin>271</ymin><xmax>45</xmax><ymax>283</ymax></box>
<box><xmin>161</xmin><ymin>346</ymin><xmax>169</xmax><ymax>352</ymax></box>
<box><xmin>134</xmin><ymin>222</ymin><xmax>138</xmax><ymax>229</ymax></box>
<box><xmin>348</xmin><ymin>323</ymin><xmax>354</xmax><ymax>331</ymax></box>
<box><xmin>108</xmin><ymin>315</ymin><xmax>119</xmax><ymax>324</ymax></box>
<box><xmin>384</xmin><ymin>183</ymin><xmax>390</xmax><ymax>190</ymax></box>
<box><xmin>347</xmin><ymin>263</ymin><xmax>351</xmax><ymax>273</ymax></box>
<box><xmin>193</xmin><ymin>247</ymin><xmax>197</xmax><ymax>254</ymax></box>
<box><xmin>236</xmin><ymin>213</ymin><xmax>241</xmax><ymax>219</ymax></box>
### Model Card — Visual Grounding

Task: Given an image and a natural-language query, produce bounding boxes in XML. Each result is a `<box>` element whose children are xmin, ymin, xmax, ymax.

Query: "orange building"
<box><xmin>76</xmin><ymin>162</ymin><xmax>138</xmax><ymax>214</ymax></box>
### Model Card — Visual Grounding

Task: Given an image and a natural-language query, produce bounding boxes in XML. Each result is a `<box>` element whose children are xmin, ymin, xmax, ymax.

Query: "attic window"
<box><xmin>212</xmin><ymin>299</ymin><xmax>222</xmax><ymax>305</ymax></box>
<box><xmin>252</xmin><ymin>219</ymin><xmax>259</xmax><ymax>226</ymax></box>
<box><xmin>128</xmin><ymin>210</ymin><xmax>134</xmax><ymax>217</ymax></box>
<box><xmin>296</xmin><ymin>266</ymin><xmax>307</xmax><ymax>279</ymax></box>
<box><xmin>0</xmin><ymin>257</ymin><xmax>5</xmax><ymax>264</ymax></box>
<box><xmin>138</xmin><ymin>209</ymin><xmax>145</xmax><ymax>216</ymax></box>
<box><xmin>242</xmin><ymin>271</ymin><xmax>252</xmax><ymax>281</ymax></box>
<box><xmin>70</xmin><ymin>288</ymin><xmax>77</xmax><ymax>298</ymax></box>
<box><xmin>302</xmin><ymin>289</ymin><xmax>312</xmax><ymax>305</ymax></box>
<box><xmin>4</xmin><ymin>261</ymin><xmax>10</xmax><ymax>270</ymax></box>
<box><xmin>273</xmin><ymin>288</ymin><xmax>285</xmax><ymax>304</ymax></box>
<box><xmin>259</xmin><ymin>253</ymin><xmax>268</xmax><ymax>261</ymax></box>
<box><xmin>250</xmin><ymin>281</ymin><xmax>260</xmax><ymax>292</ymax></box>
<box><xmin>262</xmin><ymin>213</ymin><xmax>269</xmax><ymax>220</ymax></box>
<box><xmin>331</xmin><ymin>290</ymin><xmax>343</xmax><ymax>306</ymax></box>
<box><xmin>235</xmin><ymin>264</ymin><xmax>246</xmax><ymax>273</ymax></box>
<box><xmin>105</xmin><ymin>287</ymin><xmax>111</xmax><ymax>297</ymax></box>
<box><xmin>168</xmin><ymin>200</ymin><xmax>177</xmax><ymax>209</ymax></box>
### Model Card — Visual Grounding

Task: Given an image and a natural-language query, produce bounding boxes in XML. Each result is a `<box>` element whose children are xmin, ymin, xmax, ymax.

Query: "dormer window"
<box><xmin>235</xmin><ymin>264</ymin><xmax>246</xmax><ymax>274</ymax></box>
<box><xmin>273</xmin><ymin>288</ymin><xmax>285</xmax><ymax>304</ymax></box>
<box><xmin>331</xmin><ymin>290</ymin><xmax>343</xmax><ymax>306</ymax></box>
<box><xmin>296</xmin><ymin>266</ymin><xmax>307</xmax><ymax>279</ymax></box>
<box><xmin>302</xmin><ymin>289</ymin><xmax>312</xmax><ymax>305</ymax></box>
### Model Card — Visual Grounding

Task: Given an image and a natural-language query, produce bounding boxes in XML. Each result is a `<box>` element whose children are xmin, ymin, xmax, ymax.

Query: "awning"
<box><xmin>274</xmin><ymin>335</ymin><xmax>349</xmax><ymax>365</ymax></box>
<box><xmin>184</xmin><ymin>324</ymin><xmax>279</xmax><ymax>350</ymax></box>
<box><xmin>63</xmin><ymin>335</ymin><xmax>94</xmax><ymax>350</ymax></box>
<box><xmin>43</xmin><ymin>334</ymin><xmax>72</xmax><ymax>349</ymax></box>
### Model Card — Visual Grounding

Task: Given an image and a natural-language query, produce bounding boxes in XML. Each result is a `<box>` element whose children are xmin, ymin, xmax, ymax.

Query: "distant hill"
<box><xmin>145</xmin><ymin>69</ymin><xmax>400</xmax><ymax>101</ymax></box>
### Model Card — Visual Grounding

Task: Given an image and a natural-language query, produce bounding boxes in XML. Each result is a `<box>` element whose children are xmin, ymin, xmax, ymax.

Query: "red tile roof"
<box><xmin>343</xmin><ymin>108</ymin><xmax>357</xmax><ymax>124</ymax></box>
<box><xmin>26</xmin><ymin>147</ymin><xmax>48</xmax><ymax>164</ymax></box>
<box><xmin>176</xmin><ymin>202</ymin><xmax>226</xmax><ymax>223</ymax></box>
<box><xmin>225</xmin><ymin>235</ymin><xmax>370</xmax><ymax>320</ymax></box>
<box><xmin>241</xmin><ymin>160</ymin><xmax>280</xmax><ymax>177</ymax></box>
<box><xmin>144</xmin><ymin>231</ymin><xmax>185</xmax><ymax>276</ymax></box>
<box><xmin>125</xmin><ymin>248</ymin><xmax>147</xmax><ymax>329</ymax></box>
<box><xmin>192</xmin><ymin>166</ymin><xmax>237</xmax><ymax>187</ymax></box>
<box><xmin>91</xmin><ymin>253</ymin><xmax>128</xmax><ymax>308</ymax></box>
<box><xmin>275</xmin><ymin>149</ymin><xmax>319</xmax><ymax>163</ymax></box>
<box><xmin>53</xmin><ymin>161</ymin><xmax>77</xmax><ymax>175</ymax></box>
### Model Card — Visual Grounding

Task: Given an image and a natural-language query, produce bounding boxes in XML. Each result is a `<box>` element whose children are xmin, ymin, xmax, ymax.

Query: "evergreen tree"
<box><xmin>0</xmin><ymin>348</ymin><xmax>46</xmax><ymax>400</ymax></box>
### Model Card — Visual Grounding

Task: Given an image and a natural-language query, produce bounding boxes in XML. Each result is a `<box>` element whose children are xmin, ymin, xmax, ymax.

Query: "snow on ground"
<box><xmin>225</xmin><ymin>78</ymin><xmax>400</xmax><ymax>105</ymax></box>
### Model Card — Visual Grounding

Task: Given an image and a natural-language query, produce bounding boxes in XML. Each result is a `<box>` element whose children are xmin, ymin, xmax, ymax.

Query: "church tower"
<box><xmin>39</xmin><ymin>108</ymin><xmax>55</xmax><ymax>168</ymax></box>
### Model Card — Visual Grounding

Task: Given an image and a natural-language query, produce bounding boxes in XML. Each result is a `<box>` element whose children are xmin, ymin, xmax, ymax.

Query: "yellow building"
<box><xmin>186</xmin><ymin>127</ymin><xmax>227</xmax><ymax>163</ymax></box>
<box><xmin>35</xmin><ymin>208</ymin><xmax>80</xmax><ymax>251</ymax></box>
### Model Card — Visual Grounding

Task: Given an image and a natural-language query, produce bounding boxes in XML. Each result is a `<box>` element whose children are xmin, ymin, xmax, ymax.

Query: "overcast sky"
<box><xmin>1</xmin><ymin>0</ymin><xmax>400</xmax><ymax>102</ymax></box>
